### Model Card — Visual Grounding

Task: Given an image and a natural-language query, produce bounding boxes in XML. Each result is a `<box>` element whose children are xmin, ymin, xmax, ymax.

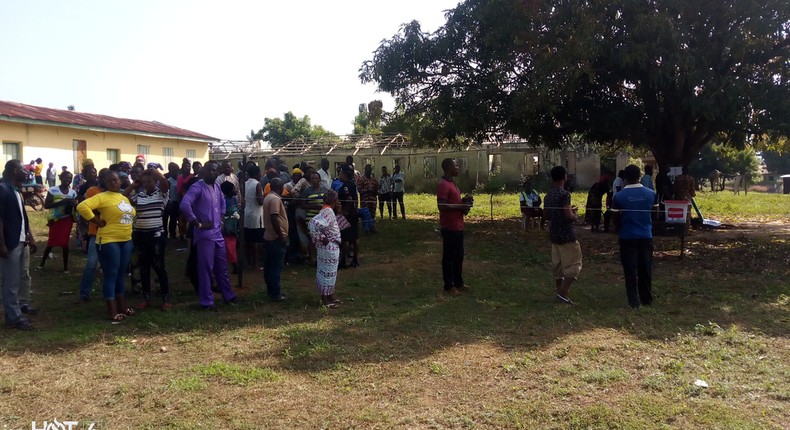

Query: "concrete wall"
<box><xmin>214</xmin><ymin>145</ymin><xmax>613</xmax><ymax>193</ymax></box>
<box><xmin>1</xmin><ymin>120</ymin><xmax>210</xmax><ymax>173</ymax></box>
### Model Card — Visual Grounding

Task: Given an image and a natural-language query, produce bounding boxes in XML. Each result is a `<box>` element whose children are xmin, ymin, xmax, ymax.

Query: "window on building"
<box><xmin>106</xmin><ymin>149</ymin><xmax>120</xmax><ymax>165</ymax></box>
<box><xmin>423</xmin><ymin>156</ymin><xmax>436</xmax><ymax>178</ymax></box>
<box><xmin>2</xmin><ymin>142</ymin><xmax>21</xmax><ymax>164</ymax></box>
<box><xmin>137</xmin><ymin>145</ymin><xmax>150</xmax><ymax>157</ymax></box>
<box><xmin>365</xmin><ymin>158</ymin><xmax>375</xmax><ymax>169</ymax></box>
<box><xmin>524</xmin><ymin>154</ymin><xmax>540</xmax><ymax>176</ymax></box>
<box><xmin>393</xmin><ymin>158</ymin><xmax>402</xmax><ymax>169</ymax></box>
<box><xmin>186</xmin><ymin>149</ymin><xmax>197</xmax><ymax>160</ymax></box>
<box><xmin>488</xmin><ymin>154</ymin><xmax>502</xmax><ymax>173</ymax></box>
<box><xmin>163</xmin><ymin>147</ymin><xmax>174</xmax><ymax>165</ymax></box>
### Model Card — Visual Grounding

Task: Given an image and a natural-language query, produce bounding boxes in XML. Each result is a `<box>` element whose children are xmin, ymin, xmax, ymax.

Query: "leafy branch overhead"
<box><xmin>361</xmin><ymin>0</ymin><xmax>790</xmax><ymax>168</ymax></box>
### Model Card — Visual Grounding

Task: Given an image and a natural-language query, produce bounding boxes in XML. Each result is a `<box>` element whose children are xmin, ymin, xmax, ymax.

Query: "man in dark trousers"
<box><xmin>0</xmin><ymin>160</ymin><xmax>37</xmax><ymax>330</ymax></box>
<box><xmin>436</xmin><ymin>158</ymin><xmax>472</xmax><ymax>296</ymax></box>
<box><xmin>612</xmin><ymin>165</ymin><xmax>656</xmax><ymax>309</ymax></box>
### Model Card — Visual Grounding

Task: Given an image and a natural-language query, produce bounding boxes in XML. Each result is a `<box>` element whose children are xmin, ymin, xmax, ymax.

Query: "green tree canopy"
<box><xmin>252</xmin><ymin>112</ymin><xmax>336</xmax><ymax>147</ymax></box>
<box><xmin>360</xmin><ymin>0</ymin><xmax>790</xmax><ymax>169</ymax></box>
<box><xmin>690</xmin><ymin>144</ymin><xmax>760</xmax><ymax>181</ymax></box>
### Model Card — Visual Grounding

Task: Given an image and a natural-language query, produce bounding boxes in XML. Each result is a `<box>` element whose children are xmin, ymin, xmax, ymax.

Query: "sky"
<box><xmin>0</xmin><ymin>0</ymin><xmax>460</xmax><ymax>141</ymax></box>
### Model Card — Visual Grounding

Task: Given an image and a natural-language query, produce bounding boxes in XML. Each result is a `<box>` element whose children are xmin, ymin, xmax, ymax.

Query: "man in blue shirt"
<box><xmin>612</xmin><ymin>165</ymin><xmax>656</xmax><ymax>309</ymax></box>
<box><xmin>640</xmin><ymin>165</ymin><xmax>655</xmax><ymax>190</ymax></box>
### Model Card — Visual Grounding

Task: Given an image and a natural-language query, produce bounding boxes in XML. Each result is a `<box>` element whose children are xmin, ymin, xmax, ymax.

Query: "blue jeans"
<box><xmin>263</xmin><ymin>239</ymin><xmax>287</xmax><ymax>300</ymax></box>
<box><xmin>96</xmin><ymin>240</ymin><xmax>133</xmax><ymax>300</ymax></box>
<box><xmin>79</xmin><ymin>236</ymin><xmax>98</xmax><ymax>300</ymax></box>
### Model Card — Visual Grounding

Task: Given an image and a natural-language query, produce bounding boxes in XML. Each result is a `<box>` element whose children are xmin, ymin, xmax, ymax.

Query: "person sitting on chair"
<box><xmin>519</xmin><ymin>180</ymin><xmax>543</xmax><ymax>230</ymax></box>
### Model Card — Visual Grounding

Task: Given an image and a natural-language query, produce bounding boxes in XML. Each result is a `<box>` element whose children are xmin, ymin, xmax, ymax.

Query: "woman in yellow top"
<box><xmin>76</xmin><ymin>171</ymin><xmax>136</xmax><ymax>322</ymax></box>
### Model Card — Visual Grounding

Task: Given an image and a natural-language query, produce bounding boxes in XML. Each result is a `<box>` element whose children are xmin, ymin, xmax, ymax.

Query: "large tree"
<box><xmin>252</xmin><ymin>112</ymin><xmax>336</xmax><ymax>147</ymax></box>
<box><xmin>360</xmin><ymin>0</ymin><xmax>790</xmax><ymax>170</ymax></box>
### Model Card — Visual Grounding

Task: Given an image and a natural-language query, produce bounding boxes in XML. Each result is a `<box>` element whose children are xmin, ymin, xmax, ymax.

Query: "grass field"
<box><xmin>1</xmin><ymin>191</ymin><xmax>788</xmax><ymax>429</ymax></box>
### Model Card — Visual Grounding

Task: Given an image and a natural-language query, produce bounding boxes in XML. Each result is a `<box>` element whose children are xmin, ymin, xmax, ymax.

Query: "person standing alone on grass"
<box><xmin>544</xmin><ymin>166</ymin><xmax>582</xmax><ymax>304</ymax></box>
<box><xmin>612</xmin><ymin>165</ymin><xmax>655</xmax><ymax>309</ymax></box>
<box><xmin>437</xmin><ymin>158</ymin><xmax>473</xmax><ymax>296</ymax></box>
<box><xmin>0</xmin><ymin>160</ymin><xmax>37</xmax><ymax>330</ymax></box>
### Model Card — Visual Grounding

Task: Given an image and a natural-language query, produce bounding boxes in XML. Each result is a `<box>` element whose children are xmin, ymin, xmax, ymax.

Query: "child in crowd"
<box><xmin>221</xmin><ymin>181</ymin><xmax>240</xmax><ymax>274</ymax></box>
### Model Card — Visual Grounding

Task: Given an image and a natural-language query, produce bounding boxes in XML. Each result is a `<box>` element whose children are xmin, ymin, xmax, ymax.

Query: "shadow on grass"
<box><xmin>2</xmin><ymin>217</ymin><xmax>788</xmax><ymax>375</ymax></box>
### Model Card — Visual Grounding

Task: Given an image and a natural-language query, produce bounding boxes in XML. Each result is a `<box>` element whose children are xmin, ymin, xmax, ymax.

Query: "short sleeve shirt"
<box><xmin>612</xmin><ymin>184</ymin><xmax>655</xmax><ymax>240</ymax></box>
<box><xmin>545</xmin><ymin>187</ymin><xmax>575</xmax><ymax>244</ymax></box>
<box><xmin>263</xmin><ymin>193</ymin><xmax>288</xmax><ymax>241</ymax></box>
<box><xmin>436</xmin><ymin>177</ymin><xmax>464</xmax><ymax>231</ymax></box>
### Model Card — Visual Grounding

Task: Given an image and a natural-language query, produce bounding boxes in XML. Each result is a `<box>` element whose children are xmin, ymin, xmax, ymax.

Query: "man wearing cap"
<box><xmin>134</xmin><ymin>154</ymin><xmax>146</xmax><ymax>169</ymax></box>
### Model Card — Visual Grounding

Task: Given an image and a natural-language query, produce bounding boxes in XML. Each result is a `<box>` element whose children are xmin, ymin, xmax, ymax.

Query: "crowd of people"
<box><xmin>0</xmin><ymin>154</ymin><xmax>410</xmax><ymax>329</ymax></box>
<box><xmin>0</xmin><ymin>151</ymin><xmax>664</xmax><ymax>331</ymax></box>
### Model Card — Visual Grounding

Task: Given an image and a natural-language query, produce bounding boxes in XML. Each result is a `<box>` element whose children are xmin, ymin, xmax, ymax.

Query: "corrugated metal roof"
<box><xmin>0</xmin><ymin>100</ymin><xmax>218</xmax><ymax>141</ymax></box>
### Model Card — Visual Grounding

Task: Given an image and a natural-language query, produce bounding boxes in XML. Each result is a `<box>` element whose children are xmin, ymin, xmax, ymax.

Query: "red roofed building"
<box><xmin>0</xmin><ymin>100</ymin><xmax>218</xmax><ymax>173</ymax></box>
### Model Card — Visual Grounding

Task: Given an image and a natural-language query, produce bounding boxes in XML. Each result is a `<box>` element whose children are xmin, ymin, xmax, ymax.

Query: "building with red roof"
<box><xmin>0</xmin><ymin>100</ymin><xmax>218</xmax><ymax>173</ymax></box>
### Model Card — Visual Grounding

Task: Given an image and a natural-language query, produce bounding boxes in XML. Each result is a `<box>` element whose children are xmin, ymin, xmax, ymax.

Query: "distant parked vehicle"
<box><xmin>21</xmin><ymin>182</ymin><xmax>46</xmax><ymax>211</ymax></box>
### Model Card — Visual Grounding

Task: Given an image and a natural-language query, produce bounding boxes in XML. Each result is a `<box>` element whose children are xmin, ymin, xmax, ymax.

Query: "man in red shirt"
<box><xmin>436</xmin><ymin>158</ymin><xmax>473</xmax><ymax>296</ymax></box>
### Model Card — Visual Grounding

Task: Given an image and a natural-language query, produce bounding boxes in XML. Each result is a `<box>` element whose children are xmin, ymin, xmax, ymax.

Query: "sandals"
<box><xmin>111</xmin><ymin>313</ymin><xmax>126</xmax><ymax>323</ymax></box>
<box><xmin>323</xmin><ymin>302</ymin><xmax>339</xmax><ymax>309</ymax></box>
<box><xmin>123</xmin><ymin>308</ymin><xmax>136</xmax><ymax>316</ymax></box>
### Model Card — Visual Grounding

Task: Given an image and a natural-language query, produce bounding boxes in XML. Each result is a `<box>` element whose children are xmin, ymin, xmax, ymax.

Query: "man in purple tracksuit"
<box><xmin>179</xmin><ymin>161</ymin><xmax>236</xmax><ymax>310</ymax></box>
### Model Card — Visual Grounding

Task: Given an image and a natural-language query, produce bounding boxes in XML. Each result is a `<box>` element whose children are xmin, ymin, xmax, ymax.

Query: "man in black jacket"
<box><xmin>0</xmin><ymin>159</ymin><xmax>37</xmax><ymax>330</ymax></box>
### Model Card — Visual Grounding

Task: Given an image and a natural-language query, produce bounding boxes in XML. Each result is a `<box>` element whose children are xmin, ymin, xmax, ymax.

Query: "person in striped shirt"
<box><xmin>125</xmin><ymin>167</ymin><xmax>171</xmax><ymax>310</ymax></box>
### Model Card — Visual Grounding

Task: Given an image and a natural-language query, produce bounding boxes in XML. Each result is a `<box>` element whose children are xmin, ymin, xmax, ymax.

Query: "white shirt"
<box><xmin>14</xmin><ymin>187</ymin><xmax>25</xmax><ymax>241</ymax></box>
<box><xmin>244</xmin><ymin>178</ymin><xmax>264</xmax><ymax>229</ymax></box>
<box><xmin>612</xmin><ymin>177</ymin><xmax>624</xmax><ymax>195</ymax></box>
<box><xmin>318</xmin><ymin>168</ymin><xmax>331</xmax><ymax>191</ymax></box>
<box><xmin>392</xmin><ymin>172</ymin><xmax>405</xmax><ymax>193</ymax></box>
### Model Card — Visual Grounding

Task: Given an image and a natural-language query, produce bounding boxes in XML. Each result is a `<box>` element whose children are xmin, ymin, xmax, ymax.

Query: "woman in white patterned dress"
<box><xmin>308</xmin><ymin>190</ymin><xmax>342</xmax><ymax>308</ymax></box>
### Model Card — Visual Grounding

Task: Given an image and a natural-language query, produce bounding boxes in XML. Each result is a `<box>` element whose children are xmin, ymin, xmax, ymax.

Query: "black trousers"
<box><xmin>441</xmin><ymin>229</ymin><xmax>464</xmax><ymax>290</ymax></box>
<box><xmin>392</xmin><ymin>192</ymin><xmax>405</xmax><ymax>218</ymax></box>
<box><xmin>163</xmin><ymin>201</ymin><xmax>179</xmax><ymax>239</ymax></box>
<box><xmin>133</xmin><ymin>231</ymin><xmax>170</xmax><ymax>302</ymax></box>
<box><xmin>619</xmin><ymin>238</ymin><xmax>653</xmax><ymax>308</ymax></box>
